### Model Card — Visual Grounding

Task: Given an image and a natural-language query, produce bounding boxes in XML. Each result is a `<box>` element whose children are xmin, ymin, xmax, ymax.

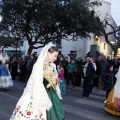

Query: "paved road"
<box><xmin>0</xmin><ymin>80</ymin><xmax>119</xmax><ymax>120</ymax></box>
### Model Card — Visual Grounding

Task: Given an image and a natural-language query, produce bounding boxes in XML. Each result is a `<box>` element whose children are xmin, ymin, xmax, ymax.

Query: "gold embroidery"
<box><xmin>43</xmin><ymin>62</ymin><xmax>58</xmax><ymax>89</ymax></box>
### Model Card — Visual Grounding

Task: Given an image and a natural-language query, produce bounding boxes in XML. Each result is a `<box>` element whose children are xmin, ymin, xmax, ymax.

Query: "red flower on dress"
<box><xmin>27</xmin><ymin>111</ymin><xmax>31</xmax><ymax>116</ymax></box>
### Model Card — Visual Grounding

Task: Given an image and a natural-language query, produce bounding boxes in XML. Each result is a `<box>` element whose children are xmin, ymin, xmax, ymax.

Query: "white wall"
<box><xmin>89</xmin><ymin>0</ymin><xmax>117</xmax><ymax>57</ymax></box>
<box><xmin>60</xmin><ymin>37</ymin><xmax>85</xmax><ymax>58</ymax></box>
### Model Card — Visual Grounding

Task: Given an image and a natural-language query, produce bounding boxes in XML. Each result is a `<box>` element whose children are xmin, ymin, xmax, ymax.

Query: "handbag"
<box><xmin>17</xmin><ymin>66</ymin><xmax>21</xmax><ymax>73</ymax></box>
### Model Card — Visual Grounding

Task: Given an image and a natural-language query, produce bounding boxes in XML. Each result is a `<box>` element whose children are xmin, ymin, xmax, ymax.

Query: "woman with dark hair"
<box><xmin>10</xmin><ymin>43</ymin><xmax>65</xmax><ymax>120</ymax></box>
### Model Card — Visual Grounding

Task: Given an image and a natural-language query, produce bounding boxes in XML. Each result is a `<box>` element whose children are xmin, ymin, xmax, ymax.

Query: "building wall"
<box><xmin>83</xmin><ymin>0</ymin><xmax>117</xmax><ymax>58</ymax></box>
<box><xmin>60</xmin><ymin>36</ymin><xmax>85</xmax><ymax>58</ymax></box>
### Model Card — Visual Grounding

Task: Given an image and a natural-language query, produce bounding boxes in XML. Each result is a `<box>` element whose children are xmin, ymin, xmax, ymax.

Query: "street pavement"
<box><xmin>0</xmin><ymin>80</ymin><xmax>120</xmax><ymax>120</ymax></box>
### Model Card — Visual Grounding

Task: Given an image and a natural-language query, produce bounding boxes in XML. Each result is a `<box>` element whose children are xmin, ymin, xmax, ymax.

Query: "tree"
<box><xmin>0</xmin><ymin>36</ymin><xmax>17</xmax><ymax>50</ymax></box>
<box><xmin>91</xmin><ymin>11</ymin><xmax>120</xmax><ymax>57</ymax></box>
<box><xmin>0</xmin><ymin>0</ymin><xmax>102</xmax><ymax>55</ymax></box>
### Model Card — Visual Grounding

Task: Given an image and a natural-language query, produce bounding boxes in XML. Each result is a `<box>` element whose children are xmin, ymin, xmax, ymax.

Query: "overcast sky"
<box><xmin>107</xmin><ymin>0</ymin><xmax>120</xmax><ymax>26</ymax></box>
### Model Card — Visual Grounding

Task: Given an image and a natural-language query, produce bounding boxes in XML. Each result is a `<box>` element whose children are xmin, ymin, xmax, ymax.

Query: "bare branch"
<box><xmin>105</xmin><ymin>20</ymin><xmax>120</xmax><ymax>39</ymax></box>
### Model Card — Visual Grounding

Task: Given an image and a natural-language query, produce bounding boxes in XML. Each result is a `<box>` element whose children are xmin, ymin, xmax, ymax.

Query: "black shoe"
<box><xmin>4</xmin><ymin>88</ymin><xmax>7</xmax><ymax>91</ymax></box>
<box><xmin>81</xmin><ymin>95</ymin><xmax>88</xmax><ymax>99</ymax></box>
<box><xmin>83</xmin><ymin>97</ymin><xmax>88</xmax><ymax>99</ymax></box>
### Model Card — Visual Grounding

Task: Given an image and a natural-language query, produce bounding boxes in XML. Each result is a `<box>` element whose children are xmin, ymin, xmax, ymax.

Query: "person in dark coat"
<box><xmin>98</xmin><ymin>55</ymin><xmax>109</xmax><ymax>90</ymax></box>
<box><xmin>103</xmin><ymin>64</ymin><xmax>114</xmax><ymax>100</ymax></box>
<box><xmin>18</xmin><ymin>60</ymin><xmax>26</xmax><ymax>82</ymax></box>
<box><xmin>75</xmin><ymin>56</ymin><xmax>83</xmax><ymax>86</ymax></box>
<box><xmin>11</xmin><ymin>57</ymin><xmax>18</xmax><ymax>80</ymax></box>
<box><xmin>82</xmin><ymin>56</ymin><xmax>95</xmax><ymax>98</ymax></box>
<box><xmin>111</xmin><ymin>57</ymin><xmax>120</xmax><ymax>85</ymax></box>
<box><xmin>66</xmin><ymin>59</ymin><xmax>75</xmax><ymax>88</ymax></box>
<box><xmin>64</xmin><ymin>56</ymin><xmax>69</xmax><ymax>83</ymax></box>
<box><xmin>8</xmin><ymin>54</ymin><xmax>14</xmax><ymax>70</ymax></box>
<box><xmin>107</xmin><ymin>56</ymin><xmax>112</xmax><ymax>65</ymax></box>
<box><xmin>26</xmin><ymin>55</ymin><xmax>34</xmax><ymax>81</ymax></box>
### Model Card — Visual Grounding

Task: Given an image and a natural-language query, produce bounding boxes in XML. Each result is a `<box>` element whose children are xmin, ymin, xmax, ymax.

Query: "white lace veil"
<box><xmin>0</xmin><ymin>51</ymin><xmax>9</xmax><ymax>63</ymax></box>
<box><xmin>16</xmin><ymin>42</ymin><xmax>58</xmax><ymax>112</ymax></box>
<box><xmin>112</xmin><ymin>66</ymin><xmax>120</xmax><ymax>102</ymax></box>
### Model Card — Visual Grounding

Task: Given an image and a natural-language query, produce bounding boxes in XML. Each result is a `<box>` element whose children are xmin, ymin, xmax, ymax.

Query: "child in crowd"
<box><xmin>58</xmin><ymin>62</ymin><xmax>66</xmax><ymax>96</ymax></box>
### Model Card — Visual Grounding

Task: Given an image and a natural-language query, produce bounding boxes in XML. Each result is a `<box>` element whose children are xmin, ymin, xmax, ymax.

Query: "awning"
<box><xmin>6</xmin><ymin>51</ymin><xmax>24</xmax><ymax>55</ymax></box>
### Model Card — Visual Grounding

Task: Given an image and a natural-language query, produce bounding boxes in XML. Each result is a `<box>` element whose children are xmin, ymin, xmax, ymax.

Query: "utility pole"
<box><xmin>15</xmin><ymin>37</ymin><xmax>20</xmax><ymax>59</ymax></box>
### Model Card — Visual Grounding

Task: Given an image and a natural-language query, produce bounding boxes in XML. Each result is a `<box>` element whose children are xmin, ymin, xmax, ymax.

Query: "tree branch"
<box><xmin>105</xmin><ymin>20</ymin><xmax>120</xmax><ymax>39</ymax></box>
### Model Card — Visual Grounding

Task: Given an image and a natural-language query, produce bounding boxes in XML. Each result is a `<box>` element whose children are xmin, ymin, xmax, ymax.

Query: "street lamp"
<box><xmin>15</xmin><ymin>37</ymin><xmax>20</xmax><ymax>59</ymax></box>
<box><xmin>111</xmin><ymin>41</ymin><xmax>115</xmax><ymax>44</ymax></box>
<box><xmin>94</xmin><ymin>36</ymin><xmax>100</xmax><ymax>45</ymax></box>
<box><xmin>0</xmin><ymin>15</ymin><xmax>2</xmax><ymax>22</ymax></box>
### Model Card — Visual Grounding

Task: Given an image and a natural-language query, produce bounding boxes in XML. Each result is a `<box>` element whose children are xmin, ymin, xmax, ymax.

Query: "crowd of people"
<box><xmin>55</xmin><ymin>54</ymin><xmax>119</xmax><ymax>98</ymax></box>
<box><xmin>0</xmin><ymin>43</ymin><xmax>120</xmax><ymax>119</ymax></box>
<box><xmin>55</xmin><ymin>54</ymin><xmax>120</xmax><ymax>116</ymax></box>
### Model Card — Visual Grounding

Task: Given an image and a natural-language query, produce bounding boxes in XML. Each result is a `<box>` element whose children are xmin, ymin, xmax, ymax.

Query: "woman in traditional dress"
<box><xmin>0</xmin><ymin>50</ymin><xmax>13</xmax><ymax>90</ymax></box>
<box><xmin>104</xmin><ymin>66</ymin><xmax>120</xmax><ymax>116</ymax></box>
<box><xmin>10</xmin><ymin>42</ymin><xmax>65</xmax><ymax>120</ymax></box>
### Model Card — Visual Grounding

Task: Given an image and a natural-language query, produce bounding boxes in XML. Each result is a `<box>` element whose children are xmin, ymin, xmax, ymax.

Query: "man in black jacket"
<box><xmin>82</xmin><ymin>56</ymin><xmax>95</xmax><ymax>98</ymax></box>
<box><xmin>11</xmin><ymin>57</ymin><xmax>18</xmax><ymax>80</ymax></box>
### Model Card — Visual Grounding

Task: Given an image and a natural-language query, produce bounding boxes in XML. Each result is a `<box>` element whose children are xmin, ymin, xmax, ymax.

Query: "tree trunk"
<box><xmin>27</xmin><ymin>46</ymin><xmax>33</xmax><ymax>56</ymax></box>
<box><xmin>2</xmin><ymin>46</ymin><xmax>5</xmax><ymax>51</ymax></box>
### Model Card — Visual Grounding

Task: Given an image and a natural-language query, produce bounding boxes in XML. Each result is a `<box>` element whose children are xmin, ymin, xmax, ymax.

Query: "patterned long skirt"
<box><xmin>0</xmin><ymin>65</ymin><xmax>13</xmax><ymax>88</ymax></box>
<box><xmin>104</xmin><ymin>88</ymin><xmax>120</xmax><ymax>116</ymax></box>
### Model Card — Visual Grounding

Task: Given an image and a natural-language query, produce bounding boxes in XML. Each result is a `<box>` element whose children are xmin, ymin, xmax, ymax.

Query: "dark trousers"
<box><xmin>83</xmin><ymin>77</ymin><xmax>93</xmax><ymax>97</ymax></box>
<box><xmin>66</xmin><ymin>73</ymin><xmax>74</xmax><ymax>87</ymax></box>
<box><xmin>75</xmin><ymin>74</ymin><xmax>81</xmax><ymax>86</ymax></box>
<box><xmin>90</xmin><ymin>80</ymin><xmax>93</xmax><ymax>93</ymax></box>
<box><xmin>11</xmin><ymin>72</ymin><xmax>17</xmax><ymax>80</ymax></box>
<box><xmin>93</xmin><ymin>77</ymin><xmax>98</xmax><ymax>87</ymax></box>
<box><xmin>18</xmin><ymin>73</ymin><xmax>26</xmax><ymax>82</ymax></box>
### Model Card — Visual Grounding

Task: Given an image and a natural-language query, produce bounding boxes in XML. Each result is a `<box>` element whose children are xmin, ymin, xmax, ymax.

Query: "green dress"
<box><xmin>43</xmin><ymin>78</ymin><xmax>65</xmax><ymax>120</ymax></box>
